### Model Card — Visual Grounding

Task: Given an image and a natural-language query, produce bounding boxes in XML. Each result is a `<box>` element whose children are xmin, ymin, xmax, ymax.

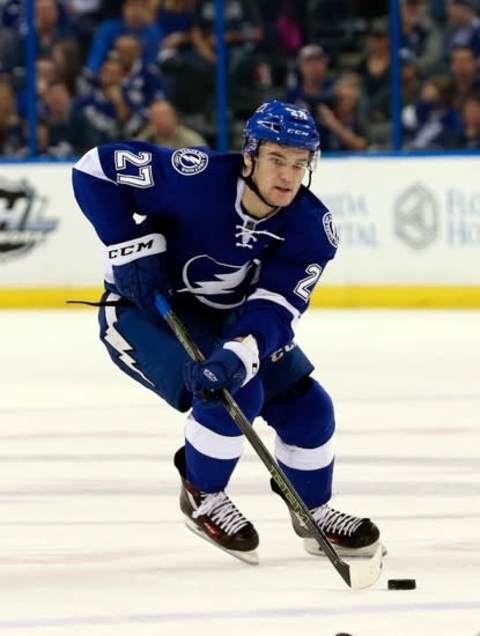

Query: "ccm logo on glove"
<box><xmin>107</xmin><ymin>233</ymin><xmax>166</xmax><ymax>265</ymax></box>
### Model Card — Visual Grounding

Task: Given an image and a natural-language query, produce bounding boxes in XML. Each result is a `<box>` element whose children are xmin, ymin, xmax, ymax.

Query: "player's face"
<box><xmin>251</xmin><ymin>143</ymin><xmax>311</xmax><ymax>208</ymax></box>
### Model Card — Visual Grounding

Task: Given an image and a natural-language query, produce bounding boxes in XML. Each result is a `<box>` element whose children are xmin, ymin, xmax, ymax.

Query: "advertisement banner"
<box><xmin>0</xmin><ymin>155</ymin><xmax>479</xmax><ymax>306</ymax></box>
<box><xmin>311</xmin><ymin>156</ymin><xmax>480</xmax><ymax>285</ymax></box>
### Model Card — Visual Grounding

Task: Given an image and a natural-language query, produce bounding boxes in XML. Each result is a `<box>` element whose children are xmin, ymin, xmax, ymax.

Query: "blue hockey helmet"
<box><xmin>243</xmin><ymin>99</ymin><xmax>320</xmax><ymax>155</ymax></box>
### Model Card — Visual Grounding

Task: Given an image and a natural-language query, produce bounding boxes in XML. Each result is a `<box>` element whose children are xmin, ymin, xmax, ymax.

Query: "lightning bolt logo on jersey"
<box><xmin>178</xmin><ymin>255</ymin><xmax>258</xmax><ymax>309</ymax></box>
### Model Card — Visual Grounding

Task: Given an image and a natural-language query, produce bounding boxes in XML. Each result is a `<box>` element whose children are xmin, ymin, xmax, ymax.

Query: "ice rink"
<box><xmin>1</xmin><ymin>308</ymin><xmax>479</xmax><ymax>636</ymax></box>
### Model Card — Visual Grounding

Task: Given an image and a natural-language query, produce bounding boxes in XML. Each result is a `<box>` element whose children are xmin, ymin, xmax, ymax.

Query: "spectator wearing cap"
<box><xmin>444</xmin><ymin>0</ymin><xmax>480</xmax><ymax>59</ymax></box>
<box><xmin>402</xmin><ymin>75</ymin><xmax>462</xmax><ymax>148</ymax></box>
<box><xmin>136</xmin><ymin>98</ymin><xmax>208</xmax><ymax>148</ymax></box>
<box><xmin>400</xmin><ymin>0</ymin><xmax>443</xmax><ymax>75</ymax></box>
<box><xmin>285</xmin><ymin>44</ymin><xmax>334</xmax><ymax>125</ymax></box>
<box><xmin>317</xmin><ymin>73</ymin><xmax>368</xmax><ymax>152</ymax></box>
<box><xmin>85</xmin><ymin>0</ymin><xmax>163</xmax><ymax>76</ymax></box>
<box><xmin>450</xmin><ymin>45</ymin><xmax>480</xmax><ymax>110</ymax></box>
<box><xmin>355</xmin><ymin>16</ymin><xmax>391</xmax><ymax>144</ymax></box>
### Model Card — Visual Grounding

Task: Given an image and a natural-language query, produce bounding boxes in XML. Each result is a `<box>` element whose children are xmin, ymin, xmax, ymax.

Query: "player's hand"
<box><xmin>184</xmin><ymin>337</ymin><xmax>259</xmax><ymax>405</ymax></box>
<box><xmin>108</xmin><ymin>233</ymin><xmax>170</xmax><ymax>320</ymax></box>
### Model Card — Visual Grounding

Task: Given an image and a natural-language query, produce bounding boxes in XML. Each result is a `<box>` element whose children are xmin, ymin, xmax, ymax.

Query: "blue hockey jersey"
<box><xmin>72</xmin><ymin>142</ymin><xmax>338</xmax><ymax>358</ymax></box>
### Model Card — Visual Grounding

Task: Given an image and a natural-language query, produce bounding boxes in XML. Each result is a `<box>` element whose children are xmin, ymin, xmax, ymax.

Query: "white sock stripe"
<box><xmin>275</xmin><ymin>436</ymin><xmax>335</xmax><ymax>471</ymax></box>
<box><xmin>185</xmin><ymin>415</ymin><xmax>244</xmax><ymax>460</ymax></box>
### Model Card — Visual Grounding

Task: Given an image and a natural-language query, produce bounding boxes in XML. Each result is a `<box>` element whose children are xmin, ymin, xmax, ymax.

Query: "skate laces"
<box><xmin>192</xmin><ymin>492</ymin><xmax>249</xmax><ymax>535</ymax></box>
<box><xmin>312</xmin><ymin>504</ymin><xmax>364</xmax><ymax>537</ymax></box>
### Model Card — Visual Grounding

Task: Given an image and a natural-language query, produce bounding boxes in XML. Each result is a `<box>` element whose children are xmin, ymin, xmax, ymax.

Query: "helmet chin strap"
<box><xmin>241</xmin><ymin>157</ymin><xmax>278</xmax><ymax>210</ymax></box>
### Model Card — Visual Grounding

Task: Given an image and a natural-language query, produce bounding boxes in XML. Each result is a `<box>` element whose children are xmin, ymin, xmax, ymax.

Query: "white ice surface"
<box><xmin>0</xmin><ymin>308</ymin><xmax>479</xmax><ymax>636</ymax></box>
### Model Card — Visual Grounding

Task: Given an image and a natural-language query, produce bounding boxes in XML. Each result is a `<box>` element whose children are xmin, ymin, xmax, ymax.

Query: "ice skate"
<box><xmin>175</xmin><ymin>449</ymin><xmax>259</xmax><ymax>564</ymax></box>
<box><xmin>271</xmin><ymin>478</ymin><xmax>383</xmax><ymax>557</ymax></box>
<box><xmin>289</xmin><ymin>502</ymin><xmax>382</xmax><ymax>558</ymax></box>
<box><xmin>179</xmin><ymin>477</ymin><xmax>259</xmax><ymax>564</ymax></box>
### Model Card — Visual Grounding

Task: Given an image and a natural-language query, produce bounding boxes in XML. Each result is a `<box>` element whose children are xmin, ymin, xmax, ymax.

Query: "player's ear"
<box><xmin>242</xmin><ymin>151</ymin><xmax>253</xmax><ymax>172</ymax></box>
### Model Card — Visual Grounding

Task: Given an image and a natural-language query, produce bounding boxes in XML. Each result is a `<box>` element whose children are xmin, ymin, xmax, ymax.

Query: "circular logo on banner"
<box><xmin>322</xmin><ymin>212</ymin><xmax>339</xmax><ymax>248</ymax></box>
<box><xmin>0</xmin><ymin>177</ymin><xmax>56</xmax><ymax>262</ymax></box>
<box><xmin>394</xmin><ymin>183</ymin><xmax>439</xmax><ymax>250</ymax></box>
<box><xmin>171</xmin><ymin>148</ymin><xmax>209</xmax><ymax>176</ymax></box>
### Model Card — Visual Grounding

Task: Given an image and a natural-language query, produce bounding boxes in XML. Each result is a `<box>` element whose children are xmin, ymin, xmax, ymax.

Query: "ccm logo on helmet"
<box><xmin>286</xmin><ymin>128</ymin><xmax>309</xmax><ymax>136</ymax></box>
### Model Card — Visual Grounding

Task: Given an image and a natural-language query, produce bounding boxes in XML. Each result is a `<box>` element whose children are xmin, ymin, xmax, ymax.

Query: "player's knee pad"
<box><xmin>262</xmin><ymin>376</ymin><xmax>335</xmax><ymax>447</ymax></box>
<box><xmin>192</xmin><ymin>375</ymin><xmax>264</xmax><ymax>437</ymax></box>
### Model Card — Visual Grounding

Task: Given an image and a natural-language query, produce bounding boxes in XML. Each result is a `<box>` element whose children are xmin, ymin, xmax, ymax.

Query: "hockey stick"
<box><xmin>155</xmin><ymin>293</ymin><xmax>382</xmax><ymax>589</ymax></box>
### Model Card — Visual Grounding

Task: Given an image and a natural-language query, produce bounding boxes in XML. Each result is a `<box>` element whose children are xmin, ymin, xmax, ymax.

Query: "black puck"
<box><xmin>388</xmin><ymin>578</ymin><xmax>416</xmax><ymax>590</ymax></box>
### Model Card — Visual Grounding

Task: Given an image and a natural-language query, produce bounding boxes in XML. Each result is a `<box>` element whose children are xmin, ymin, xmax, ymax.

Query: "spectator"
<box><xmin>444</xmin><ymin>0</ymin><xmax>480</xmax><ymax>59</ymax></box>
<box><xmin>136</xmin><ymin>98</ymin><xmax>208</xmax><ymax>147</ymax></box>
<box><xmin>285</xmin><ymin>44</ymin><xmax>334</xmax><ymax>125</ymax></box>
<box><xmin>449</xmin><ymin>45</ymin><xmax>480</xmax><ymax>109</ymax></box>
<box><xmin>402</xmin><ymin>75</ymin><xmax>462</xmax><ymax>148</ymax></box>
<box><xmin>74</xmin><ymin>57</ymin><xmax>136</xmax><ymax>152</ymax></box>
<box><xmin>0</xmin><ymin>78</ymin><xmax>23</xmax><ymax>155</ymax></box>
<box><xmin>113</xmin><ymin>34</ymin><xmax>166</xmax><ymax>112</ymax></box>
<box><xmin>16</xmin><ymin>57</ymin><xmax>58</xmax><ymax>120</ymax></box>
<box><xmin>85</xmin><ymin>0</ymin><xmax>163</xmax><ymax>75</ymax></box>
<box><xmin>63</xmin><ymin>0</ymin><xmax>103</xmax><ymax>59</ymax></box>
<box><xmin>305</xmin><ymin>0</ymin><xmax>354</xmax><ymax>63</ymax></box>
<box><xmin>156</xmin><ymin>0</ymin><xmax>196</xmax><ymax>62</ymax></box>
<box><xmin>400</xmin><ymin>0</ymin><xmax>443</xmax><ymax>75</ymax></box>
<box><xmin>355</xmin><ymin>17</ymin><xmax>391</xmax><ymax>144</ymax></box>
<box><xmin>34</xmin><ymin>0</ymin><xmax>76</xmax><ymax>59</ymax></box>
<box><xmin>191</xmin><ymin>0</ymin><xmax>263</xmax><ymax>66</ymax></box>
<box><xmin>42</xmin><ymin>80</ymin><xmax>77</xmax><ymax>155</ymax></box>
<box><xmin>401</xmin><ymin>49</ymin><xmax>422</xmax><ymax>107</ymax></box>
<box><xmin>317</xmin><ymin>74</ymin><xmax>368</xmax><ymax>151</ymax></box>
<box><xmin>51</xmin><ymin>38</ymin><xmax>83</xmax><ymax>96</ymax></box>
<box><xmin>0</xmin><ymin>22</ymin><xmax>22</xmax><ymax>74</ymax></box>
<box><xmin>455</xmin><ymin>90</ymin><xmax>480</xmax><ymax>146</ymax></box>
<box><xmin>191</xmin><ymin>0</ymin><xmax>264</xmax><ymax>104</ymax></box>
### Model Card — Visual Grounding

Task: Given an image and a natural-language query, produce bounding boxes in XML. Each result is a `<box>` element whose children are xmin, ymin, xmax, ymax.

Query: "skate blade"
<box><xmin>303</xmin><ymin>538</ymin><xmax>387</xmax><ymax>558</ymax></box>
<box><xmin>184</xmin><ymin>517</ymin><xmax>259</xmax><ymax>566</ymax></box>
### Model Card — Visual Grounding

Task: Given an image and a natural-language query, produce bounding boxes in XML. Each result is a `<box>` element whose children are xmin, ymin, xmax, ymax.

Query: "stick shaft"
<box><xmin>155</xmin><ymin>293</ymin><xmax>352</xmax><ymax>587</ymax></box>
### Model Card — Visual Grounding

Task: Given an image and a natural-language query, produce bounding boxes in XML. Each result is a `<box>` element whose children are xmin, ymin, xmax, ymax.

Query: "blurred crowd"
<box><xmin>1</xmin><ymin>0</ymin><xmax>480</xmax><ymax>156</ymax></box>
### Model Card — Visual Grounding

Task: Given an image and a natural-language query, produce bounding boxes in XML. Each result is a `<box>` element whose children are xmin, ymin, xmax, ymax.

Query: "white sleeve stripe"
<box><xmin>73</xmin><ymin>147</ymin><xmax>117</xmax><ymax>185</ymax></box>
<box><xmin>223</xmin><ymin>336</ymin><xmax>259</xmax><ymax>386</ymax></box>
<box><xmin>185</xmin><ymin>415</ymin><xmax>244</xmax><ymax>460</ymax></box>
<box><xmin>275</xmin><ymin>436</ymin><xmax>335</xmax><ymax>471</ymax></box>
<box><xmin>106</xmin><ymin>233</ymin><xmax>167</xmax><ymax>265</ymax></box>
<box><xmin>247</xmin><ymin>288</ymin><xmax>301</xmax><ymax>321</ymax></box>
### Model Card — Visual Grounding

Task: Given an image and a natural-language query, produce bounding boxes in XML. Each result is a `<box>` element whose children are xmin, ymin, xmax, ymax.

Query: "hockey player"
<box><xmin>72</xmin><ymin>99</ymin><xmax>381</xmax><ymax>563</ymax></box>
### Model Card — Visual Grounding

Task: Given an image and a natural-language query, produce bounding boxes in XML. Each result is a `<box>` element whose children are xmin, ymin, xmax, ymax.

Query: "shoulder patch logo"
<box><xmin>171</xmin><ymin>148</ymin><xmax>209</xmax><ymax>176</ymax></box>
<box><xmin>322</xmin><ymin>212</ymin><xmax>339</xmax><ymax>248</ymax></box>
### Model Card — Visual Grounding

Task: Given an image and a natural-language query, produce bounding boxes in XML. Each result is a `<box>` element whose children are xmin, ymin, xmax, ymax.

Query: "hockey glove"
<box><xmin>108</xmin><ymin>233</ymin><xmax>170</xmax><ymax>319</ymax></box>
<box><xmin>184</xmin><ymin>337</ymin><xmax>260</xmax><ymax>405</ymax></box>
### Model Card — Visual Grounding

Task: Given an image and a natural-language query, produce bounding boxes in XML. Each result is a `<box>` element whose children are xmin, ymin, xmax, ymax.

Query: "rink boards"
<box><xmin>0</xmin><ymin>155</ymin><xmax>479</xmax><ymax>308</ymax></box>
